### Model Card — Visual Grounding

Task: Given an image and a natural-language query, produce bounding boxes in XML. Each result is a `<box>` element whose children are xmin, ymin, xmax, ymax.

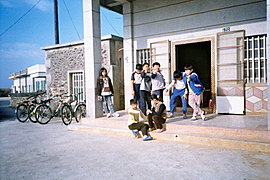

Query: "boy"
<box><xmin>165</xmin><ymin>70</ymin><xmax>188</xmax><ymax>119</ymax></box>
<box><xmin>128</xmin><ymin>99</ymin><xmax>153</xmax><ymax>141</ymax></box>
<box><xmin>131</xmin><ymin>64</ymin><xmax>143</xmax><ymax>103</ymax></box>
<box><xmin>183</xmin><ymin>65</ymin><xmax>206</xmax><ymax>120</ymax></box>
<box><xmin>151</xmin><ymin>62</ymin><xmax>165</xmax><ymax>101</ymax></box>
<box><xmin>147</xmin><ymin>94</ymin><xmax>167</xmax><ymax>133</ymax></box>
<box><xmin>140</xmin><ymin>63</ymin><xmax>152</xmax><ymax>115</ymax></box>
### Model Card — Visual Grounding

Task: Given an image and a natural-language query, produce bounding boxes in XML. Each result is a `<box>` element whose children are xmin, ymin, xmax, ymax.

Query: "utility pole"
<box><xmin>54</xmin><ymin>0</ymin><xmax>59</xmax><ymax>44</ymax></box>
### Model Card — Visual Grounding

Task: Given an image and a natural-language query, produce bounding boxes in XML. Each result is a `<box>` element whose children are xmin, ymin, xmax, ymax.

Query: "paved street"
<box><xmin>0</xmin><ymin>97</ymin><xmax>15</xmax><ymax>122</ymax></box>
<box><xmin>1</xmin><ymin>117</ymin><xmax>270</xmax><ymax>180</ymax></box>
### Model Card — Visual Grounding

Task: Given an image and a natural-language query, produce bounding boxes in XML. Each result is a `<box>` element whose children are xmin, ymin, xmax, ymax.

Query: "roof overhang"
<box><xmin>100</xmin><ymin>0</ymin><xmax>131</xmax><ymax>14</ymax></box>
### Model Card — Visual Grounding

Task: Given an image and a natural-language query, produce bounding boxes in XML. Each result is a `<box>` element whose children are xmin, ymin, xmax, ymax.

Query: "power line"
<box><xmin>62</xmin><ymin>0</ymin><xmax>81</xmax><ymax>40</ymax></box>
<box><xmin>0</xmin><ymin>0</ymin><xmax>42</xmax><ymax>38</ymax></box>
<box><xmin>101</xmin><ymin>10</ymin><xmax>122</xmax><ymax>36</ymax></box>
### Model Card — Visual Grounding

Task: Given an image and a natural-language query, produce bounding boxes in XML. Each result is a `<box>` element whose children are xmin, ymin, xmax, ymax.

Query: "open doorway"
<box><xmin>175</xmin><ymin>41</ymin><xmax>212</xmax><ymax>112</ymax></box>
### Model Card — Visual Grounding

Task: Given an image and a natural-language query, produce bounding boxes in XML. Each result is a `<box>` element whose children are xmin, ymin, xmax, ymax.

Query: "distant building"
<box><xmin>9</xmin><ymin>64</ymin><xmax>46</xmax><ymax>93</ymax></box>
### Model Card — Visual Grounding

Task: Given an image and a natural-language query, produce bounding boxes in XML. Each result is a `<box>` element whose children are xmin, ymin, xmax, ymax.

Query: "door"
<box><xmin>216</xmin><ymin>31</ymin><xmax>245</xmax><ymax>114</ymax></box>
<box><xmin>150</xmin><ymin>40</ymin><xmax>171</xmax><ymax>110</ymax></box>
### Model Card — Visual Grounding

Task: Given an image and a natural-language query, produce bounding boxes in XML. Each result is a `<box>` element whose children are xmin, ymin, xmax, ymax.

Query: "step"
<box><xmin>68</xmin><ymin>120</ymin><xmax>270</xmax><ymax>154</ymax></box>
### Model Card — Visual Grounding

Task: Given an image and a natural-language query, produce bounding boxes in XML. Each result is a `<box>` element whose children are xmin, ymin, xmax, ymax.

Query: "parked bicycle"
<box><xmin>61</xmin><ymin>92</ymin><xmax>86</xmax><ymax>125</ymax></box>
<box><xmin>15</xmin><ymin>91</ymin><xmax>46</xmax><ymax>123</ymax></box>
<box><xmin>34</xmin><ymin>93</ymin><xmax>69</xmax><ymax>125</ymax></box>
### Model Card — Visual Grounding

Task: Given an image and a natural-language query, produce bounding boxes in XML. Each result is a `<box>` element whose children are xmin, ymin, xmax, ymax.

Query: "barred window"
<box><xmin>244</xmin><ymin>35</ymin><xmax>267</xmax><ymax>83</ymax></box>
<box><xmin>137</xmin><ymin>49</ymin><xmax>151</xmax><ymax>65</ymax></box>
<box><xmin>70</xmin><ymin>72</ymin><xmax>84</xmax><ymax>102</ymax></box>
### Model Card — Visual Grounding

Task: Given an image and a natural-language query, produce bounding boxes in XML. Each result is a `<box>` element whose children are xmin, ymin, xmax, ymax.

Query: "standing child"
<box><xmin>165</xmin><ymin>70</ymin><xmax>188</xmax><ymax>119</ymax></box>
<box><xmin>131</xmin><ymin>64</ymin><xmax>143</xmax><ymax>103</ymax></box>
<box><xmin>151</xmin><ymin>62</ymin><xmax>165</xmax><ymax>101</ymax></box>
<box><xmin>97</xmin><ymin>67</ymin><xmax>120</xmax><ymax>118</ymax></box>
<box><xmin>183</xmin><ymin>65</ymin><xmax>205</xmax><ymax>120</ymax></box>
<box><xmin>140</xmin><ymin>63</ymin><xmax>152</xmax><ymax>115</ymax></box>
<box><xmin>147</xmin><ymin>94</ymin><xmax>167</xmax><ymax>133</ymax></box>
<box><xmin>128</xmin><ymin>99</ymin><xmax>153</xmax><ymax>141</ymax></box>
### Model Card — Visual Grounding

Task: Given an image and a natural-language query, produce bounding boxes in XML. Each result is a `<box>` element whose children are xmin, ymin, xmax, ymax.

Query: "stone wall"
<box><xmin>42</xmin><ymin>36</ymin><xmax>124</xmax><ymax>110</ymax></box>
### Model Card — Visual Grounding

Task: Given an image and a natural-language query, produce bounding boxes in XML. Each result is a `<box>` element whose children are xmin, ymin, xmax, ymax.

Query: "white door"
<box><xmin>150</xmin><ymin>40</ymin><xmax>171</xmax><ymax>110</ymax></box>
<box><xmin>216</xmin><ymin>31</ymin><xmax>245</xmax><ymax>114</ymax></box>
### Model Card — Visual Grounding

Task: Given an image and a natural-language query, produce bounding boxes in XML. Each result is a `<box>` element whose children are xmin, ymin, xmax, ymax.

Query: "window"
<box><xmin>137</xmin><ymin>49</ymin><xmax>151</xmax><ymax>65</ymax></box>
<box><xmin>41</xmin><ymin>80</ymin><xmax>46</xmax><ymax>91</ymax></box>
<box><xmin>35</xmin><ymin>81</ymin><xmax>40</xmax><ymax>91</ymax></box>
<box><xmin>244</xmin><ymin>35</ymin><xmax>267</xmax><ymax>83</ymax></box>
<box><xmin>70</xmin><ymin>72</ymin><xmax>84</xmax><ymax>102</ymax></box>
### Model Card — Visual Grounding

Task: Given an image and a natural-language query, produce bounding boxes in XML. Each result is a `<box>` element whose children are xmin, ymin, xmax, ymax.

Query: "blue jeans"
<box><xmin>170</xmin><ymin>89</ymin><xmax>187</xmax><ymax>114</ymax></box>
<box><xmin>153</xmin><ymin>89</ymin><xmax>164</xmax><ymax>101</ymax></box>
<box><xmin>133</xmin><ymin>84</ymin><xmax>141</xmax><ymax>103</ymax></box>
<box><xmin>102</xmin><ymin>95</ymin><xmax>115</xmax><ymax>114</ymax></box>
<box><xmin>139</xmin><ymin>90</ymin><xmax>151</xmax><ymax>115</ymax></box>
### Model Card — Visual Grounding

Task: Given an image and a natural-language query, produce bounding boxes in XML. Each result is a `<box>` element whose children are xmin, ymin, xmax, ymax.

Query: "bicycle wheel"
<box><xmin>74</xmin><ymin>104</ymin><xmax>86</xmax><ymax>123</ymax></box>
<box><xmin>35</xmin><ymin>104</ymin><xmax>52</xmax><ymax>124</ymax></box>
<box><xmin>28</xmin><ymin>104</ymin><xmax>37</xmax><ymax>123</ymax></box>
<box><xmin>16</xmin><ymin>104</ymin><xmax>28</xmax><ymax>122</ymax></box>
<box><xmin>61</xmin><ymin>105</ymin><xmax>72</xmax><ymax>125</ymax></box>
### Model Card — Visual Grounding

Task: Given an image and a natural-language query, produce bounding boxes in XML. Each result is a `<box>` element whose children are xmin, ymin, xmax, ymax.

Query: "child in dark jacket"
<box><xmin>147</xmin><ymin>94</ymin><xmax>167</xmax><ymax>133</ymax></box>
<box><xmin>183</xmin><ymin>65</ymin><xmax>205</xmax><ymax>121</ymax></box>
<box><xmin>97</xmin><ymin>67</ymin><xmax>119</xmax><ymax>118</ymax></box>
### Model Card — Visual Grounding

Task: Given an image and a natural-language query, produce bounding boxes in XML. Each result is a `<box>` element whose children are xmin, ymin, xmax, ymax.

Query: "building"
<box><xmin>81</xmin><ymin>0</ymin><xmax>270</xmax><ymax>130</ymax></box>
<box><xmin>41</xmin><ymin>35</ymin><xmax>124</xmax><ymax>110</ymax></box>
<box><xmin>9</xmin><ymin>64</ymin><xmax>46</xmax><ymax>93</ymax></box>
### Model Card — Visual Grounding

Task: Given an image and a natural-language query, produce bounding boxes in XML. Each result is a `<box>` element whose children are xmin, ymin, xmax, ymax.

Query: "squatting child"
<box><xmin>128</xmin><ymin>99</ymin><xmax>153</xmax><ymax>141</ymax></box>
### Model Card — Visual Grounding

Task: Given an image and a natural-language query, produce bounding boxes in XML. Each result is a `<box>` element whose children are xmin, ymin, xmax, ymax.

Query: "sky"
<box><xmin>0</xmin><ymin>0</ymin><xmax>123</xmax><ymax>88</ymax></box>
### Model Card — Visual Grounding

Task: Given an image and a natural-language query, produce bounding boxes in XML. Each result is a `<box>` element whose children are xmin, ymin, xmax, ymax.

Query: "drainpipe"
<box><xmin>130</xmin><ymin>1</ymin><xmax>134</xmax><ymax>71</ymax></box>
<box><xmin>54</xmin><ymin>0</ymin><xmax>60</xmax><ymax>44</ymax></box>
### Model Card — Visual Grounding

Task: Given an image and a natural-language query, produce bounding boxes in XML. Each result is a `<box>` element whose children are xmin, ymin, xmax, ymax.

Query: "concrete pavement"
<box><xmin>1</xmin><ymin>119</ymin><xmax>270</xmax><ymax>180</ymax></box>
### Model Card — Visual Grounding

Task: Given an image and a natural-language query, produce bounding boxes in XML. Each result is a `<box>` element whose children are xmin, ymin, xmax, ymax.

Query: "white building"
<box><xmin>9</xmin><ymin>64</ymin><xmax>46</xmax><ymax>93</ymax></box>
<box><xmin>82</xmin><ymin>0</ymin><xmax>270</xmax><ymax>130</ymax></box>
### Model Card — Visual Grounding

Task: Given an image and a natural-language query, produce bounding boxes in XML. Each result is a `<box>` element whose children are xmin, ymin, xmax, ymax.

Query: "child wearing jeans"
<box><xmin>97</xmin><ymin>67</ymin><xmax>120</xmax><ymax>118</ymax></box>
<box><xmin>151</xmin><ymin>62</ymin><xmax>165</xmax><ymax>101</ymax></box>
<box><xmin>128</xmin><ymin>99</ymin><xmax>153</xmax><ymax>141</ymax></box>
<box><xmin>131</xmin><ymin>64</ymin><xmax>143</xmax><ymax>103</ymax></box>
<box><xmin>165</xmin><ymin>71</ymin><xmax>188</xmax><ymax>119</ymax></box>
<box><xmin>183</xmin><ymin>65</ymin><xmax>205</xmax><ymax>120</ymax></box>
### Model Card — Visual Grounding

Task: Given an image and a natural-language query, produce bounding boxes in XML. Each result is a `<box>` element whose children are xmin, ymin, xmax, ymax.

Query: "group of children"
<box><xmin>97</xmin><ymin>63</ymin><xmax>205</xmax><ymax>141</ymax></box>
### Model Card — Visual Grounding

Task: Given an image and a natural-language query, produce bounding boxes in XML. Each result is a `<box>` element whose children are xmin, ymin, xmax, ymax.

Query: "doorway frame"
<box><xmin>171</xmin><ymin>36</ymin><xmax>216</xmax><ymax>113</ymax></box>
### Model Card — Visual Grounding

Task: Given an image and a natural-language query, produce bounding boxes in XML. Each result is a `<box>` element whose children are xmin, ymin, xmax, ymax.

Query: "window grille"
<box><xmin>244</xmin><ymin>35</ymin><xmax>267</xmax><ymax>83</ymax></box>
<box><xmin>71</xmin><ymin>72</ymin><xmax>84</xmax><ymax>102</ymax></box>
<box><xmin>137</xmin><ymin>49</ymin><xmax>151</xmax><ymax>65</ymax></box>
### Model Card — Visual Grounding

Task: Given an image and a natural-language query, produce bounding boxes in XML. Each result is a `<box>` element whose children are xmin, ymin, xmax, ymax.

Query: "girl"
<box><xmin>97</xmin><ymin>67</ymin><xmax>119</xmax><ymax>118</ymax></box>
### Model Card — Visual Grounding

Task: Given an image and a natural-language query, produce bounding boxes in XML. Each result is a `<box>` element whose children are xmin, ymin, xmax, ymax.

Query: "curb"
<box><xmin>68</xmin><ymin>124</ymin><xmax>270</xmax><ymax>154</ymax></box>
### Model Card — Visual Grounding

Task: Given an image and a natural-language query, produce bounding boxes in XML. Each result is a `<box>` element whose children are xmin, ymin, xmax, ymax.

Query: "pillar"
<box><xmin>83</xmin><ymin>0</ymin><xmax>103</xmax><ymax>118</ymax></box>
<box><xmin>267</xmin><ymin>0</ymin><xmax>270</xmax><ymax>130</ymax></box>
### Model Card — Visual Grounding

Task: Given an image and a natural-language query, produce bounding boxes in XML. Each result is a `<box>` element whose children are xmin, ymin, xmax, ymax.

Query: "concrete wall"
<box><xmin>42</xmin><ymin>36</ymin><xmax>124</xmax><ymax>110</ymax></box>
<box><xmin>123</xmin><ymin>0</ymin><xmax>267</xmax><ymax>111</ymax></box>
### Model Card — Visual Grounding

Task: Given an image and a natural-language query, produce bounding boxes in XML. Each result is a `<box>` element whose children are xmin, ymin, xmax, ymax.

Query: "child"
<box><xmin>139</xmin><ymin>63</ymin><xmax>152</xmax><ymax>115</ymax></box>
<box><xmin>97</xmin><ymin>67</ymin><xmax>120</xmax><ymax>118</ymax></box>
<box><xmin>131</xmin><ymin>64</ymin><xmax>143</xmax><ymax>103</ymax></box>
<box><xmin>128</xmin><ymin>99</ymin><xmax>153</xmax><ymax>141</ymax></box>
<box><xmin>183</xmin><ymin>65</ymin><xmax>205</xmax><ymax>120</ymax></box>
<box><xmin>151</xmin><ymin>62</ymin><xmax>165</xmax><ymax>101</ymax></box>
<box><xmin>165</xmin><ymin>70</ymin><xmax>188</xmax><ymax>119</ymax></box>
<box><xmin>147</xmin><ymin>94</ymin><xmax>167</xmax><ymax>133</ymax></box>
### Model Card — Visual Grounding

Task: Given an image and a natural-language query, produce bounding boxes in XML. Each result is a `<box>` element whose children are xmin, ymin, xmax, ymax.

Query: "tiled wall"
<box><xmin>246</xmin><ymin>86</ymin><xmax>268</xmax><ymax>112</ymax></box>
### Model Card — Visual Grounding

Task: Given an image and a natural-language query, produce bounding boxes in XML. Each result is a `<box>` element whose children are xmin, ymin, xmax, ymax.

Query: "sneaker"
<box><xmin>106</xmin><ymin>113</ymin><xmax>112</xmax><ymax>118</ymax></box>
<box><xmin>143</xmin><ymin>136</ymin><xmax>153</xmax><ymax>141</ymax></box>
<box><xmin>112</xmin><ymin>112</ymin><xmax>120</xmax><ymax>117</ymax></box>
<box><xmin>166</xmin><ymin>113</ymin><xmax>174</xmax><ymax>118</ymax></box>
<box><xmin>183</xmin><ymin>114</ymin><xmax>187</xmax><ymax>119</ymax></box>
<box><xmin>191</xmin><ymin>116</ymin><xmax>197</xmax><ymax>121</ymax></box>
<box><xmin>131</xmin><ymin>130</ymin><xmax>139</xmax><ymax>138</ymax></box>
<box><xmin>200</xmin><ymin>111</ymin><xmax>206</xmax><ymax>121</ymax></box>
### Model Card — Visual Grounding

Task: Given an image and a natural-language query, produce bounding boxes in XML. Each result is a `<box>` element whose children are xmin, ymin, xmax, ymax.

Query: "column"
<box><xmin>267</xmin><ymin>0</ymin><xmax>270</xmax><ymax>130</ymax></box>
<box><xmin>123</xmin><ymin>1</ymin><xmax>134</xmax><ymax>110</ymax></box>
<box><xmin>83</xmin><ymin>0</ymin><xmax>103</xmax><ymax>118</ymax></box>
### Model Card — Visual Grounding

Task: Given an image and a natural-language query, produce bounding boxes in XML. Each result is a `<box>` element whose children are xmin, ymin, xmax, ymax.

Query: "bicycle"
<box><xmin>61</xmin><ymin>92</ymin><xmax>86</xmax><ymax>125</ymax></box>
<box><xmin>35</xmin><ymin>93</ymin><xmax>69</xmax><ymax>125</ymax></box>
<box><xmin>15</xmin><ymin>91</ymin><xmax>46</xmax><ymax>123</ymax></box>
